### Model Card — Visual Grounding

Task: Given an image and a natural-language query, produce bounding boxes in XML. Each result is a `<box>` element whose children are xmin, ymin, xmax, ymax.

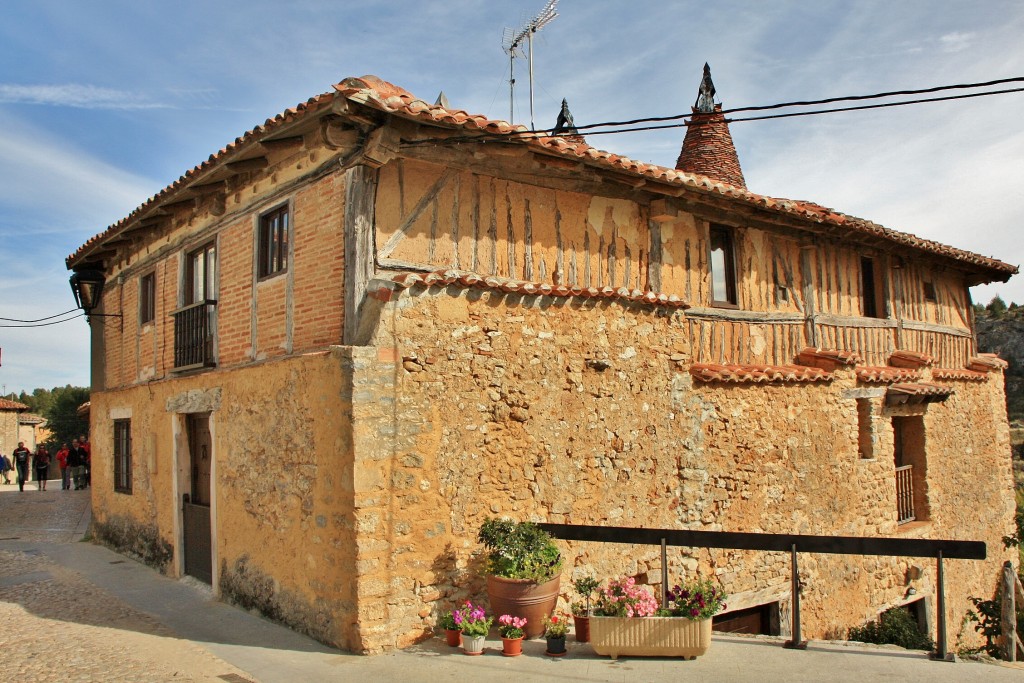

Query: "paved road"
<box><xmin>1</xmin><ymin>483</ymin><xmax>1022</xmax><ymax>682</ymax></box>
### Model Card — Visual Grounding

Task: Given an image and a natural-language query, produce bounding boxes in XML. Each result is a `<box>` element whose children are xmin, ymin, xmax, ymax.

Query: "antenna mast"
<box><xmin>502</xmin><ymin>0</ymin><xmax>558</xmax><ymax>129</ymax></box>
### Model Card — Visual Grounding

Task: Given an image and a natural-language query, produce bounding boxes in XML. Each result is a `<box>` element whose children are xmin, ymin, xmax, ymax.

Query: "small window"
<box><xmin>860</xmin><ymin>256</ymin><xmax>885</xmax><ymax>318</ymax></box>
<box><xmin>114</xmin><ymin>419</ymin><xmax>132</xmax><ymax>494</ymax></box>
<box><xmin>923</xmin><ymin>281</ymin><xmax>936</xmax><ymax>302</ymax></box>
<box><xmin>186</xmin><ymin>242</ymin><xmax>217</xmax><ymax>305</ymax></box>
<box><xmin>140</xmin><ymin>272</ymin><xmax>155</xmax><ymax>324</ymax></box>
<box><xmin>258</xmin><ymin>205</ymin><xmax>289</xmax><ymax>278</ymax></box>
<box><xmin>709</xmin><ymin>226</ymin><xmax>738</xmax><ymax>307</ymax></box>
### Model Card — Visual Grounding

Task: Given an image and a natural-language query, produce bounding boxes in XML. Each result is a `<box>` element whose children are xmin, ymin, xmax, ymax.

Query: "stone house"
<box><xmin>0</xmin><ymin>398</ymin><xmax>29</xmax><ymax>457</ymax></box>
<box><xmin>66</xmin><ymin>70</ymin><xmax>1017</xmax><ymax>653</ymax></box>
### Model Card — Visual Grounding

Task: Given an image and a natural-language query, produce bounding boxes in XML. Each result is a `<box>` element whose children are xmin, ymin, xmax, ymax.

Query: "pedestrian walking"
<box><xmin>56</xmin><ymin>443</ymin><xmax>71</xmax><ymax>490</ymax></box>
<box><xmin>33</xmin><ymin>445</ymin><xmax>50</xmax><ymax>491</ymax></box>
<box><xmin>80</xmin><ymin>434</ymin><xmax>91</xmax><ymax>488</ymax></box>
<box><xmin>69</xmin><ymin>439</ymin><xmax>87</xmax><ymax>490</ymax></box>
<box><xmin>12</xmin><ymin>442</ymin><xmax>30</xmax><ymax>492</ymax></box>
<box><xmin>0</xmin><ymin>453</ymin><xmax>11</xmax><ymax>484</ymax></box>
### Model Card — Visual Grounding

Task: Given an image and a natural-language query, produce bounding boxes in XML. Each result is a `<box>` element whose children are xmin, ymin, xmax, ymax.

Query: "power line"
<box><xmin>0</xmin><ymin>312</ymin><xmax>84</xmax><ymax>328</ymax></box>
<box><xmin>0</xmin><ymin>308</ymin><xmax>79</xmax><ymax>323</ymax></box>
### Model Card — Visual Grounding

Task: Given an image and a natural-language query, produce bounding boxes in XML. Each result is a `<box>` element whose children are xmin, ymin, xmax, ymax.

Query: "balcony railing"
<box><xmin>172</xmin><ymin>299</ymin><xmax>217</xmax><ymax>371</ymax></box>
<box><xmin>896</xmin><ymin>464</ymin><xmax>915</xmax><ymax>524</ymax></box>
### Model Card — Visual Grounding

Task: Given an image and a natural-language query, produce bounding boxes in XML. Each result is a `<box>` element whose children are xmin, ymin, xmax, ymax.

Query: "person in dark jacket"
<box><xmin>68</xmin><ymin>439</ymin><xmax>85</xmax><ymax>490</ymax></box>
<box><xmin>12</xmin><ymin>442</ymin><xmax>30</xmax><ymax>492</ymax></box>
<box><xmin>33</xmin><ymin>445</ymin><xmax>50</xmax><ymax>490</ymax></box>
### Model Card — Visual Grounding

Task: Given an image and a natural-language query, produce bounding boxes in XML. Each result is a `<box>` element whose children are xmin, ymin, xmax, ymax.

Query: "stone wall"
<box><xmin>350</xmin><ymin>281</ymin><xmax>1015</xmax><ymax>652</ymax></box>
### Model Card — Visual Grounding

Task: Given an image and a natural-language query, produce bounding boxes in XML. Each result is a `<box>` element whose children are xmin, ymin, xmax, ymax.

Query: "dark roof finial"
<box><xmin>694</xmin><ymin>62</ymin><xmax>716</xmax><ymax>113</ymax></box>
<box><xmin>553</xmin><ymin>98</ymin><xmax>578</xmax><ymax>135</ymax></box>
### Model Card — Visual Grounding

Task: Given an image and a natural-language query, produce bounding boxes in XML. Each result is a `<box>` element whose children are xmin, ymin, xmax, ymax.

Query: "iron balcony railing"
<box><xmin>896</xmin><ymin>464</ymin><xmax>915</xmax><ymax>524</ymax></box>
<box><xmin>172</xmin><ymin>299</ymin><xmax>217</xmax><ymax>371</ymax></box>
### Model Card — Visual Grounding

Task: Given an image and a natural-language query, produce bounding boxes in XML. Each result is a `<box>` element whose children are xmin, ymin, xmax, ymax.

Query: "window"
<box><xmin>258</xmin><ymin>205</ymin><xmax>289</xmax><ymax>278</ymax></box>
<box><xmin>186</xmin><ymin>242</ymin><xmax>217</xmax><ymax>305</ymax></box>
<box><xmin>893</xmin><ymin>416</ymin><xmax>928</xmax><ymax>524</ymax></box>
<box><xmin>923</xmin><ymin>280</ymin><xmax>936</xmax><ymax>302</ymax></box>
<box><xmin>709</xmin><ymin>226</ymin><xmax>738</xmax><ymax>307</ymax></box>
<box><xmin>113</xmin><ymin>419</ymin><xmax>132</xmax><ymax>494</ymax></box>
<box><xmin>860</xmin><ymin>256</ymin><xmax>885</xmax><ymax>318</ymax></box>
<box><xmin>139</xmin><ymin>272</ymin><xmax>155</xmax><ymax>324</ymax></box>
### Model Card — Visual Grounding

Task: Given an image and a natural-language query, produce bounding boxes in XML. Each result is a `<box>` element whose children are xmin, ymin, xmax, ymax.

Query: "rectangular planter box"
<box><xmin>590</xmin><ymin>616</ymin><xmax>712</xmax><ymax>659</ymax></box>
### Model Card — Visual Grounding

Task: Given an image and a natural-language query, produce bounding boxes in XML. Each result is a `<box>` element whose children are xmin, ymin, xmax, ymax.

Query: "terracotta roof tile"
<box><xmin>796</xmin><ymin>347</ymin><xmax>861</xmax><ymax>371</ymax></box>
<box><xmin>886</xmin><ymin>382</ymin><xmax>954</xmax><ymax>405</ymax></box>
<box><xmin>888</xmin><ymin>350</ymin><xmax>933</xmax><ymax>369</ymax></box>
<box><xmin>66</xmin><ymin>75</ymin><xmax>1020</xmax><ymax>282</ymax></box>
<box><xmin>969</xmin><ymin>354</ymin><xmax>1009</xmax><ymax>372</ymax></box>
<box><xmin>388</xmin><ymin>269</ymin><xmax>690</xmax><ymax>309</ymax></box>
<box><xmin>0</xmin><ymin>398</ymin><xmax>29</xmax><ymax>411</ymax></box>
<box><xmin>856</xmin><ymin>367</ymin><xmax>922</xmax><ymax>383</ymax></box>
<box><xmin>689</xmin><ymin>363</ymin><xmax>833</xmax><ymax>384</ymax></box>
<box><xmin>932</xmin><ymin>368</ymin><xmax>989</xmax><ymax>381</ymax></box>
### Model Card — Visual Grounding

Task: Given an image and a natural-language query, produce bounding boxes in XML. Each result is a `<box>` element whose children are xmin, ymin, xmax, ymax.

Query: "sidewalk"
<box><xmin>1</xmin><ymin>484</ymin><xmax>1022</xmax><ymax>682</ymax></box>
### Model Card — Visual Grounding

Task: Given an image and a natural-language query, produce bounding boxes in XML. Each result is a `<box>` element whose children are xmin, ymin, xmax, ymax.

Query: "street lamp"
<box><xmin>69</xmin><ymin>269</ymin><xmax>121</xmax><ymax>319</ymax></box>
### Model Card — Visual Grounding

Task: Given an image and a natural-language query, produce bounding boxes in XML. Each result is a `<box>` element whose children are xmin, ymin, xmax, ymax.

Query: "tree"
<box><xmin>987</xmin><ymin>295</ymin><xmax>1008</xmax><ymax>318</ymax></box>
<box><xmin>40</xmin><ymin>386</ymin><xmax>90</xmax><ymax>449</ymax></box>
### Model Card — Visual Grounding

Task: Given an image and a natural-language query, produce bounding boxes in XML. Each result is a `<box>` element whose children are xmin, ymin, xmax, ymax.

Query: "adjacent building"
<box><xmin>66</xmin><ymin>69</ymin><xmax>1017</xmax><ymax>652</ymax></box>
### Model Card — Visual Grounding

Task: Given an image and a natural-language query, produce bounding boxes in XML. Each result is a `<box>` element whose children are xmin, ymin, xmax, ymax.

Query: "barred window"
<box><xmin>114</xmin><ymin>419</ymin><xmax>132</xmax><ymax>494</ymax></box>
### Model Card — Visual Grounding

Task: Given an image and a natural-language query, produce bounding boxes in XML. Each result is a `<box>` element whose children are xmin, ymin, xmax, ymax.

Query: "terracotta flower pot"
<box><xmin>486</xmin><ymin>574</ymin><xmax>561</xmax><ymax>639</ymax></box>
<box><xmin>573</xmin><ymin>614</ymin><xmax>591</xmax><ymax>642</ymax></box>
<box><xmin>501</xmin><ymin>636</ymin><xmax>523</xmax><ymax>657</ymax></box>
<box><xmin>444</xmin><ymin>628</ymin><xmax>462</xmax><ymax>647</ymax></box>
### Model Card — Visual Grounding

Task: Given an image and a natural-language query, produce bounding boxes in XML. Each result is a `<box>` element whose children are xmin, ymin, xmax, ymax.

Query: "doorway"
<box><xmin>182</xmin><ymin>413</ymin><xmax>212</xmax><ymax>583</ymax></box>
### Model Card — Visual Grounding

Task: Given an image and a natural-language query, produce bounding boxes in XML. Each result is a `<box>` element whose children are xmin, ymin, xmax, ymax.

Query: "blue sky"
<box><xmin>1</xmin><ymin>1</ymin><xmax>1022</xmax><ymax>395</ymax></box>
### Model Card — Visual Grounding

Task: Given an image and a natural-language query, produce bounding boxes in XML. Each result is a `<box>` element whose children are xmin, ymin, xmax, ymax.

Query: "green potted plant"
<box><xmin>478</xmin><ymin>517</ymin><xmax>563</xmax><ymax>638</ymax></box>
<box><xmin>454</xmin><ymin>600</ymin><xmax>493</xmax><ymax>656</ymax></box>
<box><xmin>439</xmin><ymin>604</ymin><xmax>463</xmax><ymax>647</ymax></box>
<box><xmin>544</xmin><ymin>611</ymin><xmax>570</xmax><ymax>656</ymax></box>
<box><xmin>571</xmin><ymin>575</ymin><xmax>600</xmax><ymax>642</ymax></box>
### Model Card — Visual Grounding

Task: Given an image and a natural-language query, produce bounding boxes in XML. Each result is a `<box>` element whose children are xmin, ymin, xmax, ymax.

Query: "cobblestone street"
<box><xmin>0</xmin><ymin>485</ymin><xmax>253</xmax><ymax>682</ymax></box>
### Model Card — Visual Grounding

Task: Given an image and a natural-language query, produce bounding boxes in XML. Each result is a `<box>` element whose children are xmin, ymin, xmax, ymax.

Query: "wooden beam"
<box><xmin>378</xmin><ymin>168</ymin><xmax>455</xmax><ymax>259</ymax></box>
<box><xmin>343</xmin><ymin>164</ymin><xmax>378</xmax><ymax>344</ymax></box>
<box><xmin>259</xmin><ymin>136</ymin><xmax>305</xmax><ymax>152</ymax></box>
<box><xmin>225</xmin><ymin>157</ymin><xmax>269</xmax><ymax>173</ymax></box>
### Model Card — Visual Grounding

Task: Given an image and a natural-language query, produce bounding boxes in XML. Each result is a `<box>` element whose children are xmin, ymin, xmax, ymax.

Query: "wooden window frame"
<box><xmin>113</xmin><ymin>419</ymin><xmax>132</xmax><ymax>494</ymax></box>
<box><xmin>709</xmin><ymin>225</ymin><xmax>739</xmax><ymax>308</ymax></box>
<box><xmin>139</xmin><ymin>271</ymin><xmax>155</xmax><ymax>325</ymax></box>
<box><xmin>258</xmin><ymin>204</ymin><xmax>289</xmax><ymax>280</ymax></box>
<box><xmin>185</xmin><ymin>241</ymin><xmax>217</xmax><ymax>305</ymax></box>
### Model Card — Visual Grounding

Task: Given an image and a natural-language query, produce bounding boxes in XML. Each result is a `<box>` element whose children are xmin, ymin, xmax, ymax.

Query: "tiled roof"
<box><xmin>888</xmin><ymin>350</ymin><xmax>933</xmax><ymax>369</ymax></box>
<box><xmin>796</xmin><ymin>347</ymin><xmax>861</xmax><ymax>371</ymax></box>
<box><xmin>886</xmin><ymin>382</ymin><xmax>953</xmax><ymax>405</ymax></box>
<box><xmin>932</xmin><ymin>368</ymin><xmax>989</xmax><ymax>381</ymax></box>
<box><xmin>66</xmin><ymin>75</ymin><xmax>1020</xmax><ymax>281</ymax></box>
<box><xmin>676</xmin><ymin>105</ymin><xmax>746</xmax><ymax>189</ymax></box>
<box><xmin>689</xmin><ymin>363</ymin><xmax>833</xmax><ymax>384</ymax></box>
<box><xmin>382</xmin><ymin>269</ymin><xmax>690</xmax><ymax>308</ymax></box>
<box><xmin>856</xmin><ymin>367</ymin><xmax>922</xmax><ymax>383</ymax></box>
<box><xmin>969</xmin><ymin>354</ymin><xmax>1009</xmax><ymax>372</ymax></box>
<box><xmin>0</xmin><ymin>398</ymin><xmax>29</xmax><ymax>411</ymax></box>
<box><xmin>18</xmin><ymin>413</ymin><xmax>46</xmax><ymax>424</ymax></box>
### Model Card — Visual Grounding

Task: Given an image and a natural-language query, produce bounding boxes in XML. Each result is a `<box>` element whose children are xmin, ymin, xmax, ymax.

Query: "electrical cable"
<box><xmin>0</xmin><ymin>308</ymin><xmax>79</xmax><ymax>323</ymax></box>
<box><xmin>0</xmin><ymin>313</ymin><xmax>85</xmax><ymax>328</ymax></box>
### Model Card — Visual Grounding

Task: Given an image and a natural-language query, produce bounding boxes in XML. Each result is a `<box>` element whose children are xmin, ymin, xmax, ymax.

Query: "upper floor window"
<box><xmin>860</xmin><ymin>256</ymin><xmax>886</xmax><ymax>319</ymax></box>
<box><xmin>258</xmin><ymin>205</ymin><xmax>289</xmax><ymax>279</ymax></box>
<box><xmin>113</xmin><ymin>419</ymin><xmax>132</xmax><ymax>494</ymax></box>
<box><xmin>139</xmin><ymin>272</ymin><xmax>155</xmax><ymax>324</ymax></box>
<box><xmin>923</xmin><ymin>280</ymin><xmax>937</xmax><ymax>302</ymax></box>
<box><xmin>186</xmin><ymin>242</ymin><xmax>217</xmax><ymax>304</ymax></box>
<box><xmin>709</xmin><ymin>225</ymin><xmax>738</xmax><ymax>307</ymax></box>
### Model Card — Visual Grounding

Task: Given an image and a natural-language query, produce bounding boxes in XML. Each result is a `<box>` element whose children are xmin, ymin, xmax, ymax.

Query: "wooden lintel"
<box><xmin>377</xmin><ymin>257</ymin><xmax>434</xmax><ymax>272</ymax></box>
<box><xmin>259</xmin><ymin>136</ymin><xmax>305</xmax><ymax>152</ymax></box>
<box><xmin>225</xmin><ymin>156</ymin><xmax>269</xmax><ymax>173</ymax></box>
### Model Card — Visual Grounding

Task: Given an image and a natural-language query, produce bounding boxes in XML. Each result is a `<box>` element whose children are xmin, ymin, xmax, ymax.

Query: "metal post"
<box><xmin>508</xmin><ymin>51</ymin><xmax>515</xmax><ymax>123</ymax></box>
<box><xmin>527</xmin><ymin>28</ymin><xmax>536</xmax><ymax>131</ymax></box>
<box><xmin>661</xmin><ymin>538</ymin><xmax>668</xmax><ymax>607</ymax></box>
<box><xmin>784</xmin><ymin>544</ymin><xmax>807</xmax><ymax>649</ymax></box>
<box><xmin>930</xmin><ymin>550</ymin><xmax>953</xmax><ymax>661</ymax></box>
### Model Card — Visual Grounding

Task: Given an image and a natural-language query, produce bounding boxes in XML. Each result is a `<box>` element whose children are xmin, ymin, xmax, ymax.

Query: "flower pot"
<box><xmin>573</xmin><ymin>614</ymin><xmax>591</xmax><ymax>643</ymax></box>
<box><xmin>590</xmin><ymin>616</ymin><xmax>712</xmax><ymax>660</ymax></box>
<box><xmin>462</xmin><ymin>634</ymin><xmax>486</xmax><ymax>655</ymax></box>
<box><xmin>501</xmin><ymin>636</ymin><xmax>523</xmax><ymax>657</ymax></box>
<box><xmin>444</xmin><ymin>628</ymin><xmax>462</xmax><ymax>647</ymax></box>
<box><xmin>545</xmin><ymin>635</ymin><xmax>567</xmax><ymax>656</ymax></box>
<box><xmin>486</xmin><ymin>574</ymin><xmax>560</xmax><ymax>639</ymax></box>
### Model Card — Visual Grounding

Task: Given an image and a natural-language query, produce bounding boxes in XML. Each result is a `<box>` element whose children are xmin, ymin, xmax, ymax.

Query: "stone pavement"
<box><xmin>1</xmin><ymin>483</ymin><xmax>1023</xmax><ymax>682</ymax></box>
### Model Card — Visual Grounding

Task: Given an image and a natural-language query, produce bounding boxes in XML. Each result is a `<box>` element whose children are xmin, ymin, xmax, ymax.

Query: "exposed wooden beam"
<box><xmin>225</xmin><ymin>157</ymin><xmax>269</xmax><ymax>173</ymax></box>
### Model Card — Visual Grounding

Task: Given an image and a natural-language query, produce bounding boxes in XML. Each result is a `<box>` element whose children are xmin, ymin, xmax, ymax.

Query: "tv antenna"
<box><xmin>502</xmin><ymin>0</ymin><xmax>558</xmax><ymax>130</ymax></box>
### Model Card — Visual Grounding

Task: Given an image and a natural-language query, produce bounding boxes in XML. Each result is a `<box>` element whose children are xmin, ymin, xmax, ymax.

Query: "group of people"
<box><xmin>0</xmin><ymin>436</ymin><xmax>90</xmax><ymax>492</ymax></box>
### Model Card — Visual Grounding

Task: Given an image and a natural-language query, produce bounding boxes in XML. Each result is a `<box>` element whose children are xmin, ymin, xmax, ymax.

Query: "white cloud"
<box><xmin>939</xmin><ymin>32</ymin><xmax>975</xmax><ymax>53</ymax></box>
<box><xmin>0</xmin><ymin>83</ymin><xmax>167</xmax><ymax>109</ymax></box>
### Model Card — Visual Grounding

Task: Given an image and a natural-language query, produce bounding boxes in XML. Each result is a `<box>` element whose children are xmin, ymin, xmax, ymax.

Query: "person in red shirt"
<box><xmin>56</xmin><ymin>443</ymin><xmax>71</xmax><ymax>490</ymax></box>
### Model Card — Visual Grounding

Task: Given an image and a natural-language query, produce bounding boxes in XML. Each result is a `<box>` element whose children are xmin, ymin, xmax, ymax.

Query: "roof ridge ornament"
<box><xmin>695</xmin><ymin>62</ymin><xmax>716</xmax><ymax>113</ymax></box>
<box><xmin>552</xmin><ymin>98</ymin><xmax>578</xmax><ymax>135</ymax></box>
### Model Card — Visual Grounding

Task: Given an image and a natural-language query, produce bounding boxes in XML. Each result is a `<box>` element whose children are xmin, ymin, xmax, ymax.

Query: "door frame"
<box><xmin>172</xmin><ymin>410</ymin><xmax>218</xmax><ymax>591</ymax></box>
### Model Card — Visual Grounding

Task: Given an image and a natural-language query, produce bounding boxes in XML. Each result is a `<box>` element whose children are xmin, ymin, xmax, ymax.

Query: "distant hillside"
<box><xmin>974</xmin><ymin>298</ymin><xmax>1024</xmax><ymax>487</ymax></box>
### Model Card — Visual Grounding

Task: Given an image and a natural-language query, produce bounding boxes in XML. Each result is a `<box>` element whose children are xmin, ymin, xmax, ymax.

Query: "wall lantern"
<box><xmin>69</xmin><ymin>269</ymin><xmax>121</xmax><ymax>321</ymax></box>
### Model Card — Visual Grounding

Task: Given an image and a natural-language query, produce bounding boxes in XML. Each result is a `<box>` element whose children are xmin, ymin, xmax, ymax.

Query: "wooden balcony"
<box><xmin>895</xmin><ymin>464</ymin><xmax>915</xmax><ymax>524</ymax></box>
<box><xmin>172</xmin><ymin>299</ymin><xmax>217</xmax><ymax>371</ymax></box>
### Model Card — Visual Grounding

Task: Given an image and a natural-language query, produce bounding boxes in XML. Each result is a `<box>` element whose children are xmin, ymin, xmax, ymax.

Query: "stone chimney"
<box><xmin>675</xmin><ymin>64</ymin><xmax>746</xmax><ymax>189</ymax></box>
